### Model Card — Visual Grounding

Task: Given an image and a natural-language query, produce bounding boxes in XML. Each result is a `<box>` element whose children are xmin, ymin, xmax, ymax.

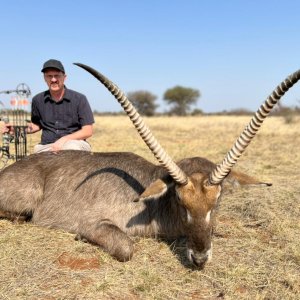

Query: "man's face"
<box><xmin>43</xmin><ymin>68</ymin><xmax>66</xmax><ymax>93</ymax></box>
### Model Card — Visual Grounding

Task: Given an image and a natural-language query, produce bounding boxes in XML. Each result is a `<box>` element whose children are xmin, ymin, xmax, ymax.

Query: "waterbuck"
<box><xmin>0</xmin><ymin>64</ymin><xmax>299</xmax><ymax>269</ymax></box>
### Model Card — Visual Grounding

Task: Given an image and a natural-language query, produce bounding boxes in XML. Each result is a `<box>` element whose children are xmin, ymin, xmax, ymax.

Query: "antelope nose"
<box><xmin>191</xmin><ymin>253</ymin><xmax>208</xmax><ymax>269</ymax></box>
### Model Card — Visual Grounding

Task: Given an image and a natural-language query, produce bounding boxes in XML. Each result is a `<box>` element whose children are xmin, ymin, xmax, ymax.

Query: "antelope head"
<box><xmin>176</xmin><ymin>174</ymin><xmax>221</xmax><ymax>266</ymax></box>
<box><xmin>74</xmin><ymin>63</ymin><xmax>300</xmax><ymax>268</ymax></box>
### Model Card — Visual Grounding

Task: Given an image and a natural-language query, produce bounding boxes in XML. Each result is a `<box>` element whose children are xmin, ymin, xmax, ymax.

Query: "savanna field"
<box><xmin>0</xmin><ymin>115</ymin><xmax>299</xmax><ymax>299</ymax></box>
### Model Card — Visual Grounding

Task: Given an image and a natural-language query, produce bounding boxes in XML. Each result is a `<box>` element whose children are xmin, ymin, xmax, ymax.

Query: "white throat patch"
<box><xmin>187</xmin><ymin>210</ymin><xmax>193</xmax><ymax>223</ymax></box>
<box><xmin>205</xmin><ymin>210</ymin><xmax>211</xmax><ymax>223</ymax></box>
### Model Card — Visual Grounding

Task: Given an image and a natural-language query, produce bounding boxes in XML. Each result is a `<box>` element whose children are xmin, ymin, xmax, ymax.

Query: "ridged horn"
<box><xmin>208</xmin><ymin>69</ymin><xmax>300</xmax><ymax>185</ymax></box>
<box><xmin>74</xmin><ymin>63</ymin><xmax>188</xmax><ymax>186</ymax></box>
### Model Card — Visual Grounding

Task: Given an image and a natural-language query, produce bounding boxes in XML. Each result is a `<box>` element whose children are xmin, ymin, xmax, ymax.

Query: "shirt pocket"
<box><xmin>59</xmin><ymin>104</ymin><xmax>78</xmax><ymax>128</ymax></box>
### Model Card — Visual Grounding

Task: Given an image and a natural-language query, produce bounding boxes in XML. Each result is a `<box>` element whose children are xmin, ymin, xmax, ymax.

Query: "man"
<box><xmin>3</xmin><ymin>59</ymin><xmax>94</xmax><ymax>153</ymax></box>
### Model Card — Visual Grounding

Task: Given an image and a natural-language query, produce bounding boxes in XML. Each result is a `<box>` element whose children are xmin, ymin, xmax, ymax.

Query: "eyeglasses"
<box><xmin>44</xmin><ymin>74</ymin><xmax>64</xmax><ymax>80</ymax></box>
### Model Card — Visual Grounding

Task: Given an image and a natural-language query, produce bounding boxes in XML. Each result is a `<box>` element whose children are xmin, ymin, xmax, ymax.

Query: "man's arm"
<box><xmin>63</xmin><ymin>124</ymin><xmax>93</xmax><ymax>141</ymax></box>
<box><xmin>51</xmin><ymin>124</ymin><xmax>93</xmax><ymax>151</ymax></box>
<box><xmin>27</xmin><ymin>122</ymin><xmax>41</xmax><ymax>134</ymax></box>
<box><xmin>1</xmin><ymin>122</ymin><xmax>41</xmax><ymax>134</ymax></box>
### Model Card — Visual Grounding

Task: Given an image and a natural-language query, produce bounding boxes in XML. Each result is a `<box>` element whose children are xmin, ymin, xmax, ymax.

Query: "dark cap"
<box><xmin>41</xmin><ymin>59</ymin><xmax>65</xmax><ymax>73</ymax></box>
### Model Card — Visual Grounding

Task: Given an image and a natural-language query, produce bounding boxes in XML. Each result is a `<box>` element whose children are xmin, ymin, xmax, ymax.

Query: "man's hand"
<box><xmin>1</xmin><ymin>123</ymin><xmax>14</xmax><ymax>134</ymax></box>
<box><xmin>50</xmin><ymin>136</ymin><xmax>69</xmax><ymax>152</ymax></box>
<box><xmin>49</xmin><ymin>125</ymin><xmax>93</xmax><ymax>152</ymax></box>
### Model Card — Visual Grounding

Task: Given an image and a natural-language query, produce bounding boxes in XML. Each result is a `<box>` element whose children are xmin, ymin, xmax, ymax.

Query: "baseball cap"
<box><xmin>41</xmin><ymin>59</ymin><xmax>65</xmax><ymax>73</ymax></box>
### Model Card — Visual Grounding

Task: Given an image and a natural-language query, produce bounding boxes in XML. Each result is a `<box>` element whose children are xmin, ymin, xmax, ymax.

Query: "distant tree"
<box><xmin>127</xmin><ymin>90</ymin><xmax>158</xmax><ymax>116</ymax></box>
<box><xmin>191</xmin><ymin>108</ymin><xmax>203</xmax><ymax>116</ymax></box>
<box><xmin>163</xmin><ymin>86</ymin><xmax>200</xmax><ymax>116</ymax></box>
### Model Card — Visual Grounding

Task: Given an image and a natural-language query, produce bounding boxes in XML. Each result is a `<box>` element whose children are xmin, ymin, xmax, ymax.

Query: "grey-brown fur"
<box><xmin>0</xmin><ymin>150</ymin><xmax>263</xmax><ymax>267</ymax></box>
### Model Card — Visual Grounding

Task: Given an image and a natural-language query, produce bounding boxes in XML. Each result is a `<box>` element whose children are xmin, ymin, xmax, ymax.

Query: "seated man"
<box><xmin>3</xmin><ymin>59</ymin><xmax>94</xmax><ymax>153</ymax></box>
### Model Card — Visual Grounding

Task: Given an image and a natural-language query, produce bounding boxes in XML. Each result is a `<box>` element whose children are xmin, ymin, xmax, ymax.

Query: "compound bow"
<box><xmin>0</xmin><ymin>83</ymin><xmax>31</xmax><ymax>170</ymax></box>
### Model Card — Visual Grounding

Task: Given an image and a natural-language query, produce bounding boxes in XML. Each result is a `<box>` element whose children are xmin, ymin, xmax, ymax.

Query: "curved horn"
<box><xmin>208</xmin><ymin>69</ymin><xmax>300</xmax><ymax>185</ymax></box>
<box><xmin>74</xmin><ymin>63</ymin><xmax>188</xmax><ymax>185</ymax></box>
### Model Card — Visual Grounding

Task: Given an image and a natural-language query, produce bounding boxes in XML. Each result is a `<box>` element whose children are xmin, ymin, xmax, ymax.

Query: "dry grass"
<box><xmin>0</xmin><ymin>115</ymin><xmax>300</xmax><ymax>299</ymax></box>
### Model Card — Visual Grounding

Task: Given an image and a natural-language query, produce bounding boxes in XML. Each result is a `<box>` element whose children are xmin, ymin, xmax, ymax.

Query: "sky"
<box><xmin>1</xmin><ymin>0</ymin><xmax>300</xmax><ymax>113</ymax></box>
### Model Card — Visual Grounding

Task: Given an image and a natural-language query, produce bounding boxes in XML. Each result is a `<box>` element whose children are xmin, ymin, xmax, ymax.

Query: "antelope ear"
<box><xmin>134</xmin><ymin>179</ymin><xmax>171</xmax><ymax>202</ymax></box>
<box><xmin>226</xmin><ymin>170</ymin><xmax>272</xmax><ymax>187</ymax></box>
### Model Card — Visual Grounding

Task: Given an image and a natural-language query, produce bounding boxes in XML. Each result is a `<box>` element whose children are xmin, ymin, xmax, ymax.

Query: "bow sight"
<box><xmin>0</xmin><ymin>83</ymin><xmax>31</xmax><ymax>170</ymax></box>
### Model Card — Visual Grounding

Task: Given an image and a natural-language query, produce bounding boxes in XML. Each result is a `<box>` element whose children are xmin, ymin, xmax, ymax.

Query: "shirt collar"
<box><xmin>44</xmin><ymin>86</ymin><xmax>71</xmax><ymax>102</ymax></box>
